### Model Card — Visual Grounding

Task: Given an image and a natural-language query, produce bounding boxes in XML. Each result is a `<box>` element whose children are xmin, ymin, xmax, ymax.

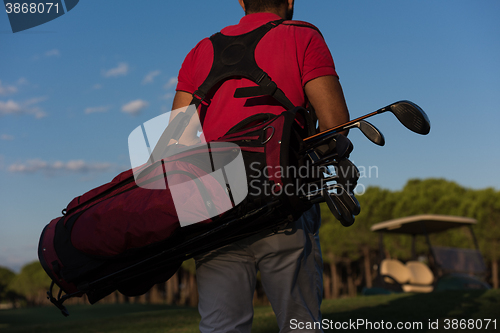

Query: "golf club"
<box><xmin>344</xmin><ymin>120</ymin><xmax>385</xmax><ymax>146</ymax></box>
<box><xmin>323</xmin><ymin>189</ymin><xmax>356</xmax><ymax>227</ymax></box>
<box><xmin>304</xmin><ymin>100</ymin><xmax>430</xmax><ymax>143</ymax></box>
<box><xmin>299</xmin><ymin>119</ymin><xmax>385</xmax><ymax>156</ymax></box>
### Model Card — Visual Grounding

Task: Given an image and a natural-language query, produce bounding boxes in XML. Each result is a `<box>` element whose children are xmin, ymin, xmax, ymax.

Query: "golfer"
<box><xmin>172</xmin><ymin>1</ymin><xmax>350</xmax><ymax>332</ymax></box>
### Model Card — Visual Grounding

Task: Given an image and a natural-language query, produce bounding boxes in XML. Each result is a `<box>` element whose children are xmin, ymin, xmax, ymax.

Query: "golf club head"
<box><xmin>322</xmin><ymin>189</ymin><xmax>356</xmax><ymax>227</ymax></box>
<box><xmin>353</xmin><ymin>120</ymin><xmax>385</xmax><ymax>146</ymax></box>
<box><xmin>389</xmin><ymin>100</ymin><xmax>431</xmax><ymax>135</ymax></box>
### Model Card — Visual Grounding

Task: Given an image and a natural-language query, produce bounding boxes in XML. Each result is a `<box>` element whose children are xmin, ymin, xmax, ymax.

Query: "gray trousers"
<box><xmin>195</xmin><ymin>205</ymin><xmax>324</xmax><ymax>333</ymax></box>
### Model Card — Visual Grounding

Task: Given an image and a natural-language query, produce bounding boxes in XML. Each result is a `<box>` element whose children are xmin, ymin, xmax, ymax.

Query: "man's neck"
<box><xmin>247</xmin><ymin>8</ymin><xmax>287</xmax><ymax>20</ymax></box>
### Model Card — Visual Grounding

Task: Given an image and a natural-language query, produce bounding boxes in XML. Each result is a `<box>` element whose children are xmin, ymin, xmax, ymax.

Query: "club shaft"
<box><xmin>304</xmin><ymin>110</ymin><xmax>384</xmax><ymax>142</ymax></box>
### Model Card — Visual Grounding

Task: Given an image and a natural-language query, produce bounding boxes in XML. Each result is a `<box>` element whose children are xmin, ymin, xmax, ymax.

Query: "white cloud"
<box><xmin>0</xmin><ymin>97</ymin><xmax>47</xmax><ymax>118</ymax></box>
<box><xmin>45</xmin><ymin>49</ymin><xmax>60</xmax><ymax>57</ymax></box>
<box><xmin>164</xmin><ymin>77</ymin><xmax>178</xmax><ymax>90</ymax></box>
<box><xmin>17</xmin><ymin>77</ymin><xmax>28</xmax><ymax>85</ymax></box>
<box><xmin>9</xmin><ymin>159</ymin><xmax>47</xmax><ymax>173</ymax></box>
<box><xmin>24</xmin><ymin>96</ymin><xmax>47</xmax><ymax>106</ymax></box>
<box><xmin>0</xmin><ymin>80</ymin><xmax>18</xmax><ymax>96</ymax></box>
<box><xmin>103</xmin><ymin>62</ymin><xmax>129</xmax><ymax>78</ymax></box>
<box><xmin>84</xmin><ymin>105</ymin><xmax>111</xmax><ymax>114</ymax></box>
<box><xmin>1</xmin><ymin>134</ymin><xmax>14</xmax><ymax>141</ymax></box>
<box><xmin>142</xmin><ymin>70</ymin><xmax>161</xmax><ymax>85</ymax></box>
<box><xmin>92</xmin><ymin>83</ymin><xmax>102</xmax><ymax>90</ymax></box>
<box><xmin>122</xmin><ymin>99</ymin><xmax>148</xmax><ymax>116</ymax></box>
<box><xmin>8</xmin><ymin>159</ymin><xmax>115</xmax><ymax>175</ymax></box>
<box><xmin>32</xmin><ymin>50</ymin><xmax>60</xmax><ymax>60</ymax></box>
<box><xmin>0</xmin><ymin>100</ymin><xmax>21</xmax><ymax>114</ymax></box>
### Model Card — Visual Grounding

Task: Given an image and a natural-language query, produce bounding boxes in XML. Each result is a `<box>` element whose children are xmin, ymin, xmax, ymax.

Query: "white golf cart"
<box><xmin>364</xmin><ymin>214</ymin><xmax>490</xmax><ymax>294</ymax></box>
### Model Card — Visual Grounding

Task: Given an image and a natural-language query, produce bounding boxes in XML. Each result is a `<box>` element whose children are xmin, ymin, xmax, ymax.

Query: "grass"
<box><xmin>0</xmin><ymin>290</ymin><xmax>499</xmax><ymax>332</ymax></box>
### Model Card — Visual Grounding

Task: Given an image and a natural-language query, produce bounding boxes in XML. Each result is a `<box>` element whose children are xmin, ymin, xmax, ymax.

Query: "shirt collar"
<box><xmin>238</xmin><ymin>12</ymin><xmax>283</xmax><ymax>25</ymax></box>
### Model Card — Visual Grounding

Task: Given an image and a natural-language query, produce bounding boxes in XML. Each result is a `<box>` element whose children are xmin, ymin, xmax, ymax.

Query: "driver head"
<box><xmin>390</xmin><ymin>101</ymin><xmax>431</xmax><ymax>135</ymax></box>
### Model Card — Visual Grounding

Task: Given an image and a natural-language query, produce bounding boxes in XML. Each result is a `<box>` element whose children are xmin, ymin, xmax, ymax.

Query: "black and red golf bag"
<box><xmin>38</xmin><ymin>19</ymin><xmax>360</xmax><ymax>316</ymax></box>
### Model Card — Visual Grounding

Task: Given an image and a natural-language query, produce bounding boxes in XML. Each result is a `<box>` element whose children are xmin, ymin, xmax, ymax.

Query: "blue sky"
<box><xmin>1</xmin><ymin>0</ymin><xmax>499</xmax><ymax>272</ymax></box>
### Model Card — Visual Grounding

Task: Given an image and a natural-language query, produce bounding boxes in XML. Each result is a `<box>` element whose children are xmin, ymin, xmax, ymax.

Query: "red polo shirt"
<box><xmin>176</xmin><ymin>12</ymin><xmax>337</xmax><ymax>142</ymax></box>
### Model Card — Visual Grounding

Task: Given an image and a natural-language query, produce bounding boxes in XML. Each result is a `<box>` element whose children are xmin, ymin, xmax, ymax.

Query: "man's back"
<box><xmin>176</xmin><ymin>12</ymin><xmax>337</xmax><ymax>141</ymax></box>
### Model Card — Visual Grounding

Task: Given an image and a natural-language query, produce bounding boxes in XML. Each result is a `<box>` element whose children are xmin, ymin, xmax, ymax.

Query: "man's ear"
<box><xmin>287</xmin><ymin>0</ymin><xmax>294</xmax><ymax>11</ymax></box>
<box><xmin>239</xmin><ymin>0</ymin><xmax>246</xmax><ymax>13</ymax></box>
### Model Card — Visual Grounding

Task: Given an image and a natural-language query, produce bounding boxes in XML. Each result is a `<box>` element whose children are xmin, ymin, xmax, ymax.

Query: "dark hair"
<box><xmin>243</xmin><ymin>0</ymin><xmax>288</xmax><ymax>13</ymax></box>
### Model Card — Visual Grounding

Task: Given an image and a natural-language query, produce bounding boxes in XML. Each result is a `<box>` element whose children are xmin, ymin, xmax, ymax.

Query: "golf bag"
<box><xmin>38</xmin><ymin>19</ymin><xmax>361</xmax><ymax>316</ymax></box>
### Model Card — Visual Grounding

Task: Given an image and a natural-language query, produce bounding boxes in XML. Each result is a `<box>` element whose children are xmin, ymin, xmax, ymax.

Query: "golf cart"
<box><xmin>364</xmin><ymin>214</ymin><xmax>490</xmax><ymax>294</ymax></box>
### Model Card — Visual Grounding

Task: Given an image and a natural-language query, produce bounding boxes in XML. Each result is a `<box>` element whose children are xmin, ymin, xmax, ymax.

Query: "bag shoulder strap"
<box><xmin>282</xmin><ymin>20</ymin><xmax>324</xmax><ymax>38</ymax></box>
<box><xmin>152</xmin><ymin>20</ymin><xmax>321</xmax><ymax>157</ymax></box>
<box><xmin>190</xmin><ymin>19</ymin><xmax>295</xmax><ymax>116</ymax></box>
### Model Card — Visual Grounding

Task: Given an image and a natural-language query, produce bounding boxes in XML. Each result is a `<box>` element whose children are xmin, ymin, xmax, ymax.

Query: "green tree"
<box><xmin>386</xmin><ymin>179</ymin><xmax>474</xmax><ymax>258</ymax></box>
<box><xmin>8</xmin><ymin>261</ymin><xmax>52</xmax><ymax>306</ymax></box>
<box><xmin>392</xmin><ymin>178</ymin><xmax>468</xmax><ymax>217</ymax></box>
<box><xmin>320</xmin><ymin>178</ymin><xmax>500</xmax><ymax>295</ymax></box>
<box><xmin>463</xmin><ymin>188</ymin><xmax>500</xmax><ymax>288</ymax></box>
<box><xmin>0</xmin><ymin>266</ymin><xmax>16</xmax><ymax>301</ymax></box>
<box><xmin>320</xmin><ymin>186</ymin><xmax>397</xmax><ymax>296</ymax></box>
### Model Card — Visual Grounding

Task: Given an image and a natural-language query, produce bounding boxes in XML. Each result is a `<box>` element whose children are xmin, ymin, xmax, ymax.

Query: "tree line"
<box><xmin>1</xmin><ymin>178</ymin><xmax>499</xmax><ymax>308</ymax></box>
<box><xmin>320</xmin><ymin>178</ymin><xmax>500</xmax><ymax>298</ymax></box>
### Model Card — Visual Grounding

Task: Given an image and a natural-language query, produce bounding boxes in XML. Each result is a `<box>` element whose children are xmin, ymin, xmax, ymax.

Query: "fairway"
<box><xmin>1</xmin><ymin>290</ymin><xmax>499</xmax><ymax>332</ymax></box>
